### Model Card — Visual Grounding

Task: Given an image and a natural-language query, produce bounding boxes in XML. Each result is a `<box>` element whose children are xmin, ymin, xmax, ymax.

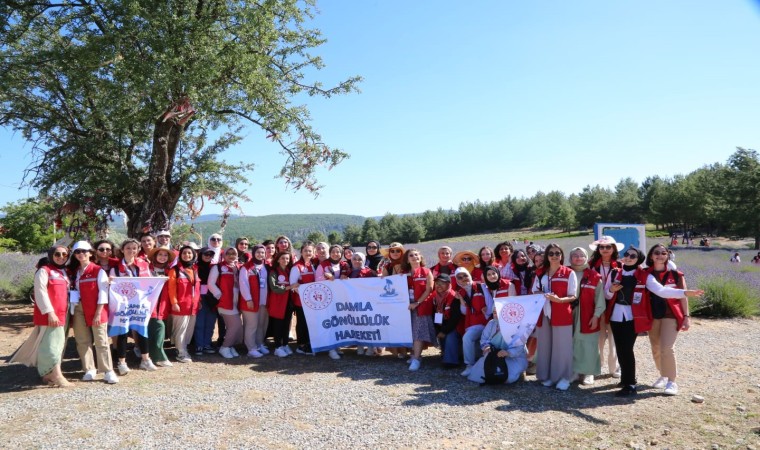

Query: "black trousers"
<box><xmin>293</xmin><ymin>306</ymin><xmax>310</xmax><ymax>347</ymax></box>
<box><xmin>116</xmin><ymin>332</ymin><xmax>148</xmax><ymax>359</ymax></box>
<box><xmin>610</xmin><ymin>319</ymin><xmax>637</xmax><ymax>386</ymax></box>
<box><xmin>270</xmin><ymin>303</ymin><xmax>294</xmax><ymax>348</ymax></box>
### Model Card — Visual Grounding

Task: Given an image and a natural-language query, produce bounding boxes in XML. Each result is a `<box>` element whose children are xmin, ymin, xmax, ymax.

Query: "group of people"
<box><xmin>12</xmin><ymin>230</ymin><xmax>703</xmax><ymax>398</ymax></box>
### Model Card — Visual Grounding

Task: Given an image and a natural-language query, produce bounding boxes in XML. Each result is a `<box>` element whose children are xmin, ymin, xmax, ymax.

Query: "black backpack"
<box><xmin>482</xmin><ymin>346</ymin><xmax>509</xmax><ymax>385</ymax></box>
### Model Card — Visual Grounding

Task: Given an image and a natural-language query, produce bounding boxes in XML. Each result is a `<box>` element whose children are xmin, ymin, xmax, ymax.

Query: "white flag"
<box><xmin>494</xmin><ymin>294</ymin><xmax>546</xmax><ymax>347</ymax></box>
<box><xmin>108</xmin><ymin>277</ymin><xmax>167</xmax><ymax>338</ymax></box>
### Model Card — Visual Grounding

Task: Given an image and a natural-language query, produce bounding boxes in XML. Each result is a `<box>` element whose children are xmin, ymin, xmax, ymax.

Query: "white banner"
<box><xmin>108</xmin><ymin>277</ymin><xmax>168</xmax><ymax>338</ymax></box>
<box><xmin>298</xmin><ymin>274</ymin><xmax>412</xmax><ymax>352</ymax></box>
<box><xmin>494</xmin><ymin>294</ymin><xmax>546</xmax><ymax>347</ymax></box>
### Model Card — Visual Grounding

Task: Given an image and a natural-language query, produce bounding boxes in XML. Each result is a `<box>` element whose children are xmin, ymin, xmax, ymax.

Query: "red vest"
<box><xmin>267</xmin><ymin>266</ymin><xmax>291</xmax><ymax>319</ymax></box>
<box><xmin>471</xmin><ymin>267</ymin><xmax>485</xmax><ymax>283</ymax></box>
<box><xmin>239</xmin><ymin>266</ymin><xmax>262</xmax><ymax>312</ymax></box>
<box><xmin>319</xmin><ymin>259</ymin><xmax>350</xmax><ymax>281</ymax></box>
<box><xmin>489</xmin><ymin>278</ymin><xmax>512</xmax><ymax>299</ymax></box>
<box><xmin>113</xmin><ymin>259</ymin><xmax>151</xmax><ymax>277</ymax></box>
<box><xmin>149</xmin><ymin>267</ymin><xmax>171</xmax><ymax>320</ymax></box>
<box><xmin>173</xmin><ymin>266</ymin><xmax>200</xmax><ymax>316</ymax></box>
<box><xmin>432</xmin><ymin>289</ymin><xmax>457</xmax><ymax>321</ymax></box>
<box><xmin>577</xmin><ymin>268</ymin><xmax>602</xmax><ymax>334</ymax></box>
<box><xmin>349</xmin><ymin>267</ymin><xmax>374</xmax><ymax>278</ymax></box>
<box><xmin>77</xmin><ymin>263</ymin><xmax>108</xmax><ymax>326</ymax></box>
<box><xmin>431</xmin><ymin>262</ymin><xmax>457</xmax><ymax>278</ymax></box>
<box><xmin>215</xmin><ymin>262</ymin><xmax>238</xmax><ymax>310</ymax></box>
<box><xmin>292</xmin><ymin>259</ymin><xmax>316</xmax><ymax>307</ymax></box>
<box><xmin>646</xmin><ymin>268</ymin><xmax>686</xmax><ymax>331</ymax></box>
<box><xmin>33</xmin><ymin>265</ymin><xmax>69</xmax><ymax>326</ymax></box>
<box><xmin>406</xmin><ymin>267</ymin><xmax>432</xmax><ymax>316</ymax></box>
<box><xmin>536</xmin><ymin>266</ymin><xmax>574</xmax><ymax>327</ymax></box>
<box><xmin>457</xmin><ymin>283</ymin><xmax>488</xmax><ymax>329</ymax></box>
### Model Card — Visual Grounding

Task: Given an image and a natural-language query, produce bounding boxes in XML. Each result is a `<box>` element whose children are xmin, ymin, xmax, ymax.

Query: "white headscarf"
<box><xmin>208</xmin><ymin>233</ymin><xmax>223</xmax><ymax>264</ymax></box>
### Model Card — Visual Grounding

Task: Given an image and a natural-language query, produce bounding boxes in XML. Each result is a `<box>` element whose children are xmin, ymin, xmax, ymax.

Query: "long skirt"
<box><xmin>10</xmin><ymin>325</ymin><xmax>66</xmax><ymax>377</ymax></box>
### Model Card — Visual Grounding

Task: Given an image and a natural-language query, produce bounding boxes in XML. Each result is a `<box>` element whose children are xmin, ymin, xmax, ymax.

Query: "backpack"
<box><xmin>482</xmin><ymin>346</ymin><xmax>509</xmax><ymax>385</ymax></box>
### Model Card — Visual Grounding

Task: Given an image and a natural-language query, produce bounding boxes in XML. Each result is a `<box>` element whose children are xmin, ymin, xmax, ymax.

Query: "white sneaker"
<box><xmin>230</xmin><ymin>347</ymin><xmax>240</xmax><ymax>357</ymax></box>
<box><xmin>274</xmin><ymin>346</ymin><xmax>289</xmax><ymax>358</ymax></box>
<box><xmin>247</xmin><ymin>349</ymin><xmax>264</xmax><ymax>358</ymax></box>
<box><xmin>219</xmin><ymin>347</ymin><xmax>235</xmax><ymax>359</ymax></box>
<box><xmin>139</xmin><ymin>359</ymin><xmax>157</xmax><ymax>371</ymax></box>
<box><xmin>612</xmin><ymin>367</ymin><xmax>622</xmax><ymax>378</ymax></box>
<box><xmin>664</xmin><ymin>381</ymin><xmax>679</xmax><ymax>396</ymax></box>
<box><xmin>82</xmin><ymin>370</ymin><xmax>97</xmax><ymax>381</ymax></box>
<box><xmin>582</xmin><ymin>375</ymin><xmax>595</xmax><ymax>385</ymax></box>
<box><xmin>356</xmin><ymin>347</ymin><xmax>365</xmax><ymax>355</ymax></box>
<box><xmin>328</xmin><ymin>349</ymin><xmax>341</xmax><ymax>360</ymax></box>
<box><xmin>409</xmin><ymin>359</ymin><xmax>421</xmax><ymax>371</ymax></box>
<box><xmin>461</xmin><ymin>366</ymin><xmax>472</xmax><ymax>377</ymax></box>
<box><xmin>258</xmin><ymin>345</ymin><xmax>270</xmax><ymax>355</ymax></box>
<box><xmin>283</xmin><ymin>346</ymin><xmax>293</xmax><ymax>355</ymax></box>
<box><xmin>177</xmin><ymin>355</ymin><xmax>192</xmax><ymax>363</ymax></box>
<box><xmin>103</xmin><ymin>370</ymin><xmax>119</xmax><ymax>384</ymax></box>
<box><xmin>653</xmin><ymin>376</ymin><xmax>669</xmax><ymax>389</ymax></box>
<box><xmin>155</xmin><ymin>360</ymin><xmax>173</xmax><ymax>367</ymax></box>
<box><xmin>541</xmin><ymin>379</ymin><xmax>554</xmax><ymax>387</ymax></box>
<box><xmin>556</xmin><ymin>378</ymin><xmax>571</xmax><ymax>391</ymax></box>
<box><xmin>117</xmin><ymin>363</ymin><xmax>130</xmax><ymax>376</ymax></box>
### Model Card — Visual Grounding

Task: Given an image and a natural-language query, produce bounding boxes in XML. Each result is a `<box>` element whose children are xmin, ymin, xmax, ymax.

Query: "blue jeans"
<box><xmin>462</xmin><ymin>324</ymin><xmax>485</xmax><ymax>366</ymax></box>
<box><xmin>438</xmin><ymin>330</ymin><xmax>462</xmax><ymax>365</ymax></box>
<box><xmin>194</xmin><ymin>302</ymin><xmax>217</xmax><ymax>350</ymax></box>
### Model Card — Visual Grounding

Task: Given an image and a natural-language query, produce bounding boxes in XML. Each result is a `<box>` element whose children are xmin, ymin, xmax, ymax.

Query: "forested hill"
<box><xmin>189</xmin><ymin>214</ymin><xmax>366</xmax><ymax>242</ymax></box>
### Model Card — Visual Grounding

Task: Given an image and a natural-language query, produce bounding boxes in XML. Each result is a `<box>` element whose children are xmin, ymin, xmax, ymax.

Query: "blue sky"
<box><xmin>1</xmin><ymin>0</ymin><xmax>758</xmax><ymax>219</ymax></box>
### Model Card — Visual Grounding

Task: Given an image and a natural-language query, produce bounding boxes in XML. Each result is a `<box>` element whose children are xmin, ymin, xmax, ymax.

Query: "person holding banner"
<box><xmin>568</xmin><ymin>247</ymin><xmax>605</xmax><ymax>386</ymax></box>
<box><xmin>381</xmin><ymin>242</ymin><xmax>407</xmax><ymax>359</ymax></box>
<box><xmin>10</xmin><ymin>246</ymin><xmax>72</xmax><ymax>387</ymax></box>
<box><xmin>455</xmin><ymin>268</ymin><xmax>488</xmax><ymax>377</ymax></box>
<box><xmin>430</xmin><ymin>273</ymin><xmax>462</xmax><ymax>368</ymax></box>
<box><xmin>291</xmin><ymin>242</ymin><xmax>319</xmax><ymax>356</ymax></box>
<box><xmin>209</xmin><ymin>247</ymin><xmax>243</xmax><ymax>359</ymax></box>
<box><xmin>532</xmin><ymin>243</ymin><xmax>577</xmax><ymax>391</ymax></box>
<box><xmin>268</xmin><ymin>251</ymin><xmax>296</xmax><ymax>357</ymax></box>
<box><xmin>467</xmin><ymin>307</ymin><xmax>529</xmax><ymax>384</ymax></box>
<box><xmin>68</xmin><ymin>241</ymin><xmax>119</xmax><ymax>384</ymax></box>
<box><xmin>169</xmin><ymin>245</ymin><xmax>201</xmax><ymax>363</ymax></box>
<box><xmin>110</xmin><ymin>238</ymin><xmax>157</xmax><ymax>374</ymax></box>
<box><xmin>148</xmin><ymin>246</ymin><xmax>175</xmax><ymax>367</ymax></box>
<box><xmin>402</xmin><ymin>249</ymin><xmax>435</xmax><ymax>371</ymax></box>
<box><xmin>239</xmin><ymin>244</ymin><xmax>269</xmax><ymax>358</ymax></box>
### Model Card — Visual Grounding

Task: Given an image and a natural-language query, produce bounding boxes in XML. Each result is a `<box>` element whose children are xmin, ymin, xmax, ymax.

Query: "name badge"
<box><xmin>434</xmin><ymin>312</ymin><xmax>444</xmax><ymax>324</ymax></box>
<box><xmin>632</xmin><ymin>292</ymin><xmax>642</xmax><ymax>305</ymax></box>
<box><xmin>69</xmin><ymin>290</ymin><xmax>80</xmax><ymax>304</ymax></box>
<box><xmin>200</xmin><ymin>285</ymin><xmax>208</xmax><ymax>295</ymax></box>
<box><xmin>409</xmin><ymin>289</ymin><xmax>415</xmax><ymax>301</ymax></box>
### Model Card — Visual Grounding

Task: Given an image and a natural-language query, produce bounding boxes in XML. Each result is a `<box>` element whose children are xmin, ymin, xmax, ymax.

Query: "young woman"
<box><xmin>380</xmin><ymin>242</ymin><xmax>405</xmax><ymax>278</ymax></box>
<box><xmin>532</xmin><ymin>243</ymin><xmax>577</xmax><ymax>391</ymax></box>
<box><xmin>193</xmin><ymin>247</ymin><xmax>218</xmax><ymax>355</ymax></box>
<box><xmin>364</xmin><ymin>240</ymin><xmax>384</xmax><ymax>276</ymax></box>
<box><xmin>68</xmin><ymin>241</ymin><xmax>118</xmax><ymax>383</ymax></box>
<box><xmin>605</xmin><ymin>246</ymin><xmax>648</xmax><ymax>396</ymax></box>
<box><xmin>239</xmin><ymin>244</ymin><xmax>269</xmax><ymax>357</ymax></box>
<box><xmin>138</xmin><ymin>233</ymin><xmax>156</xmax><ymax>261</ymax></box>
<box><xmin>316</xmin><ymin>244</ymin><xmax>350</xmax><ymax>281</ymax></box>
<box><xmin>207</xmin><ymin>233</ymin><xmax>224</xmax><ymax>264</ymax></box>
<box><xmin>348</xmin><ymin>252</ymin><xmax>374</xmax><ymax>279</ymax></box>
<box><xmin>402</xmin><ymin>249</ymin><xmax>435</xmax><ymax>371</ymax></box>
<box><xmin>643</xmin><ymin>243</ymin><xmax>703</xmax><ymax>396</ymax></box>
<box><xmin>262</xmin><ymin>239</ymin><xmax>276</xmax><ymax>265</ymax></box>
<box><xmin>430</xmin><ymin>246</ymin><xmax>456</xmax><ymax>278</ymax></box>
<box><xmin>494</xmin><ymin>241</ymin><xmax>514</xmax><ymax>270</ymax></box>
<box><xmin>453</xmin><ymin>251</ymin><xmax>479</xmax><ymax>277</ymax></box>
<box><xmin>147</xmin><ymin>246</ymin><xmax>175</xmax><ymax>367</ymax></box>
<box><xmin>208</xmin><ymin>247</ymin><xmax>243</xmax><ymax>359</ymax></box>
<box><xmin>235</xmin><ymin>237</ymin><xmax>251</xmax><ymax>264</ymax></box>
<box><xmin>466</xmin><ymin>307</ymin><xmax>529</xmax><ymax>385</ymax></box>
<box><xmin>92</xmin><ymin>239</ymin><xmax>118</xmax><ymax>272</ymax></box>
<box><xmin>169</xmin><ymin>245</ymin><xmax>201</xmax><ymax>363</ymax></box>
<box><xmin>274</xmin><ymin>235</ymin><xmax>294</xmax><ymax>259</ymax></box>
<box><xmin>455</xmin><ymin>268</ymin><xmax>488</xmax><ymax>377</ymax></box>
<box><xmin>589</xmin><ymin>236</ymin><xmax>623</xmax><ymax>378</ymax></box>
<box><xmin>568</xmin><ymin>247</ymin><xmax>604</xmax><ymax>386</ymax></box>
<box><xmin>342</xmin><ymin>245</ymin><xmax>354</xmax><ymax>262</ymax></box>
<box><xmin>290</xmin><ymin>242</ymin><xmax>318</xmax><ymax>356</ymax></box>
<box><xmin>10</xmin><ymin>245</ymin><xmax>72</xmax><ymax>387</ymax></box>
<box><xmin>430</xmin><ymin>273</ymin><xmax>462</xmax><ymax>367</ymax></box>
<box><xmin>505</xmin><ymin>250</ymin><xmax>531</xmax><ymax>295</ymax></box>
<box><xmin>471</xmin><ymin>246</ymin><xmax>496</xmax><ymax>283</ymax></box>
<box><xmin>268</xmin><ymin>251</ymin><xmax>297</xmax><ymax>357</ymax></box>
<box><xmin>481</xmin><ymin>266</ymin><xmax>516</xmax><ymax>319</ymax></box>
<box><xmin>110</xmin><ymin>238</ymin><xmax>156</xmax><ymax>374</ymax></box>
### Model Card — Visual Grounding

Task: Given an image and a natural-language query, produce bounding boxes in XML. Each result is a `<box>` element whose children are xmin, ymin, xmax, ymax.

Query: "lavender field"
<box><xmin>0</xmin><ymin>252</ymin><xmax>40</xmax><ymax>303</ymax></box>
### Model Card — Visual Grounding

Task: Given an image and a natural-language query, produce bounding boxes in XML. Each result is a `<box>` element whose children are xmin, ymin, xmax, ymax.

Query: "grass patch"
<box><xmin>693</xmin><ymin>277</ymin><xmax>759</xmax><ymax>318</ymax></box>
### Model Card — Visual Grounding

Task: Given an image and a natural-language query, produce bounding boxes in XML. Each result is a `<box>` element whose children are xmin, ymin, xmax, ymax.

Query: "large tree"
<box><xmin>0</xmin><ymin>0</ymin><xmax>360</xmax><ymax>237</ymax></box>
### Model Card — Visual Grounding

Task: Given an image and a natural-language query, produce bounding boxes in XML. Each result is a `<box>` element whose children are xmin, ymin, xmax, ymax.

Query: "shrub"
<box><xmin>693</xmin><ymin>277</ymin><xmax>759</xmax><ymax>318</ymax></box>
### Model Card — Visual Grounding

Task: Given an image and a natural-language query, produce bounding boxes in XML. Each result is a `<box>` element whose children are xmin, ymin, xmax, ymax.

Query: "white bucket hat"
<box><xmin>589</xmin><ymin>235</ymin><xmax>625</xmax><ymax>252</ymax></box>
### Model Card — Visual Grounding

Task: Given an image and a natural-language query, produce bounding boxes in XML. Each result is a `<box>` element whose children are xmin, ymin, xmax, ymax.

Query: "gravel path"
<box><xmin>1</xmin><ymin>307</ymin><xmax>759</xmax><ymax>449</ymax></box>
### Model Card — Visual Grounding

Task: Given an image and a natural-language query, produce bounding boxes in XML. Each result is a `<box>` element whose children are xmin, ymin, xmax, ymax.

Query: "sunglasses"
<box><xmin>389</xmin><ymin>249</ymin><xmax>402</xmax><ymax>254</ymax></box>
<box><xmin>653</xmin><ymin>251</ymin><xmax>668</xmax><ymax>256</ymax></box>
<box><xmin>460</xmin><ymin>257</ymin><xmax>473</xmax><ymax>261</ymax></box>
<box><xmin>366</xmin><ymin>245</ymin><xmax>378</xmax><ymax>249</ymax></box>
<box><xmin>598</xmin><ymin>245</ymin><xmax>613</xmax><ymax>250</ymax></box>
<box><xmin>210</xmin><ymin>237</ymin><xmax>222</xmax><ymax>242</ymax></box>
<box><xmin>624</xmin><ymin>252</ymin><xmax>638</xmax><ymax>258</ymax></box>
<box><xmin>73</xmin><ymin>249</ymin><xmax>90</xmax><ymax>255</ymax></box>
<box><xmin>547</xmin><ymin>251</ymin><xmax>562</xmax><ymax>257</ymax></box>
<box><xmin>53</xmin><ymin>251</ymin><xmax>68</xmax><ymax>258</ymax></box>
<box><xmin>202</xmin><ymin>252</ymin><xmax>214</xmax><ymax>257</ymax></box>
<box><xmin>97</xmin><ymin>247</ymin><xmax>111</xmax><ymax>252</ymax></box>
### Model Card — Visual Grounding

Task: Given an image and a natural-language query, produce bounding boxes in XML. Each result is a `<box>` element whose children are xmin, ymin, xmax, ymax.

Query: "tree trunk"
<box><xmin>125</xmin><ymin>119</ymin><xmax>184</xmax><ymax>238</ymax></box>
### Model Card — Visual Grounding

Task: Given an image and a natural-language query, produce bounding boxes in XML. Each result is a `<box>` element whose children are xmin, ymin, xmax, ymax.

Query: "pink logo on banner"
<box><xmin>302</xmin><ymin>283</ymin><xmax>333</xmax><ymax>310</ymax></box>
<box><xmin>113</xmin><ymin>281</ymin><xmax>138</xmax><ymax>301</ymax></box>
<box><xmin>500</xmin><ymin>302</ymin><xmax>525</xmax><ymax>324</ymax></box>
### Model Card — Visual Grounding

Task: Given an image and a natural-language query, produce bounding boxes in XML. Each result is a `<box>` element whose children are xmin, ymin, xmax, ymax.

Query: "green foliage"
<box><xmin>327</xmin><ymin>231</ymin><xmax>342</xmax><ymax>245</ymax></box>
<box><xmin>361</xmin><ymin>218</ymin><xmax>381</xmax><ymax>243</ymax></box>
<box><xmin>0</xmin><ymin>0</ymin><xmax>361</xmax><ymax>236</ymax></box>
<box><xmin>0</xmin><ymin>199</ymin><xmax>57</xmax><ymax>253</ymax></box>
<box><xmin>342</xmin><ymin>224</ymin><xmax>362</xmax><ymax>245</ymax></box>
<box><xmin>693</xmin><ymin>277</ymin><xmax>759</xmax><ymax>318</ymax></box>
<box><xmin>306</xmin><ymin>231</ymin><xmax>328</xmax><ymax>244</ymax></box>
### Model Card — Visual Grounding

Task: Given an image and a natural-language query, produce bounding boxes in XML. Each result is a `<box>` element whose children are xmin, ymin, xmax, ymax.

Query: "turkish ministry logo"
<box><xmin>500</xmin><ymin>302</ymin><xmax>525</xmax><ymax>324</ymax></box>
<box><xmin>302</xmin><ymin>283</ymin><xmax>333</xmax><ymax>310</ymax></box>
<box><xmin>114</xmin><ymin>281</ymin><xmax>138</xmax><ymax>300</ymax></box>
